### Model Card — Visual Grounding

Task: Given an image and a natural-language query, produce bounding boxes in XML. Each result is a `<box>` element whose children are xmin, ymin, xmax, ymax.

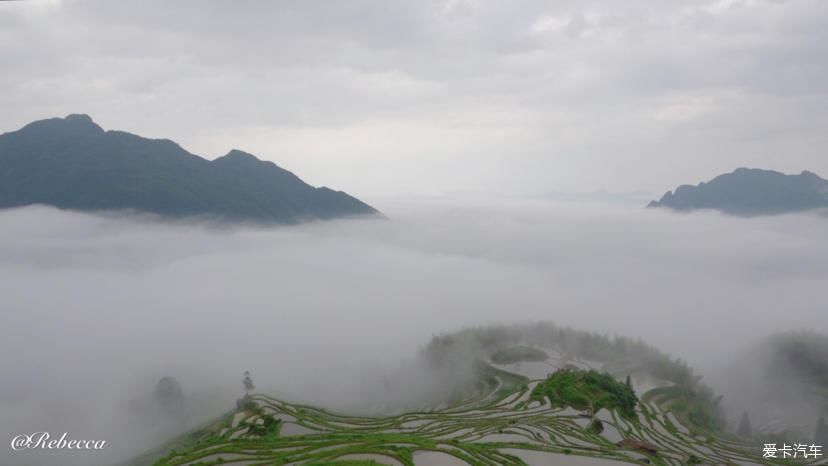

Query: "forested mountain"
<box><xmin>0</xmin><ymin>114</ymin><xmax>378</xmax><ymax>223</ymax></box>
<box><xmin>648</xmin><ymin>168</ymin><xmax>828</xmax><ymax>216</ymax></box>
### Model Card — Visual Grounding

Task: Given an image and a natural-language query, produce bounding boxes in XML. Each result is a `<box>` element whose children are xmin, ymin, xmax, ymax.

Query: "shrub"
<box><xmin>531</xmin><ymin>369</ymin><xmax>638</xmax><ymax>419</ymax></box>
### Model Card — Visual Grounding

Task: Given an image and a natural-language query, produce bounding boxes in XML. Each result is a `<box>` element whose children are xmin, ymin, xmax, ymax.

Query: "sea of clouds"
<box><xmin>1</xmin><ymin>199</ymin><xmax>826</xmax><ymax>464</ymax></box>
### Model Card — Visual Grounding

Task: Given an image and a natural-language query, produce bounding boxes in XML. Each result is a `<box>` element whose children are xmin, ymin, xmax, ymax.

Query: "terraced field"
<box><xmin>142</xmin><ymin>350</ymin><xmax>819</xmax><ymax>466</ymax></box>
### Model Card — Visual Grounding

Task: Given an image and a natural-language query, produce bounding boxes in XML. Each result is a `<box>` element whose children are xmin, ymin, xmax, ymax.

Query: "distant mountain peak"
<box><xmin>216</xmin><ymin>149</ymin><xmax>261</xmax><ymax>163</ymax></box>
<box><xmin>0</xmin><ymin>115</ymin><xmax>379</xmax><ymax>223</ymax></box>
<box><xmin>224</xmin><ymin>148</ymin><xmax>256</xmax><ymax>158</ymax></box>
<box><xmin>18</xmin><ymin>113</ymin><xmax>104</xmax><ymax>135</ymax></box>
<box><xmin>59</xmin><ymin>113</ymin><xmax>103</xmax><ymax>132</ymax></box>
<box><xmin>648</xmin><ymin>168</ymin><xmax>828</xmax><ymax>216</ymax></box>
<box><xmin>65</xmin><ymin>113</ymin><xmax>95</xmax><ymax>124</ymax></box>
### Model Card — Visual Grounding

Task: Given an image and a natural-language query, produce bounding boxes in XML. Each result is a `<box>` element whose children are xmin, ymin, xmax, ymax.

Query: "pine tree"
<box><xmin>243</xmin><ymin>370</ymin><xmax>255</xmax><ymax>397</ymax></box>
<box><xmin>625</xmin><ymin>375</ymin><xmax>633</xmax><ymax>390</ymax></box>
<box><xmin>814</xmin><ymin>416</ymin><xmax>828</xmax><ymax>446</ymax></box>
<box><xmin>737</xmin><ymin>411</ymin><xmax>752</xmax><ymax>438</ymax></box>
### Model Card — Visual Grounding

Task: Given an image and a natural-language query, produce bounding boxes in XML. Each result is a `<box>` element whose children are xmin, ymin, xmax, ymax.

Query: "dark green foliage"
<box><xmin>763</xmin><ymin>331</ymin><xmax>828</xmax><ymax>397</ymax></box>
<box><xmin>0</xmin><ymin>115</ymin><xmax>378</xmax><ymax>223</ymax></box>
<box><xmin>647</xmin><ymin>385</ymin><xmax>724</xmax><ymax>431</ymax></box>
<box><xmin>138</xmin><ymin>368</ymin><xmax>778</xmax><ymax>466</ymax></box>
<box><xmin>663</xmin><ymin>417</ymin><xmax>678</xmax><ymax>435</ymax></box>
<box><xmin>241</xmin><ymin>399</ymin><xmax>259</xmax><ymax>412</ymax></box>
<box><xmin>530</xmin><ymin>369</ymin><xmax>638</xmax><ymax>419</ymax></box>
<box><xmin>424</xmin><ymin>322</ymin><xmax>698</xmax><ymax>388</ymax></box>
<box><xmin>815</xmin><ymin>416</ymin><xmax>828</xmax><ymax>446</ymax></box>
<box><xmin>737</xmin><ymin>411</ymin><xmax>752</xmax><ymax>438</ymax></box>
<box><xmin>424</xmin><ymin>323</ymin><xmax>728</xmax><ymax>432</ymax></box>
<box><xmin>737</xmin><ymin>331</ymin><xmax>828</xmax><ymax>432</ymax></box>
<box><xmin>647</xmin><ymin>167</ymin><xmax>828</xmax><ymax>216</ymax></box>
<box><xmin>589</xmin><ymin>418</ymin><xmax>604</xmax><ymax>434</ymax></box>
<box><xmin>490</xmin><ymin>346</ymin><xmax>548</xmax><ymax>364</ymax></box>
<box><xmin>247</xmin><ymin>414</ymin><xmax>280</xmax><ymax>437</ymax></box>
<box><xmin>243</xmin><ymin>371</ymin><xmax>255</xmax><ymax>395</ymax></box>
<box><xmin>132</xmin><ymin>325</ymin><xmax>778</xmax><ymax>466</ymax></box>
<box><xmin>155</xmin><ymin>376</ymin><xmax>185</xmax><ymax>404</ymax></box>
<box><xmin>307</xmin><ymin>462</ymin><xmax>387</xmax><ymax>466</ymax></box>
<box><xmin>262</xmin><ymin>414</ymin><xmax>278</xmax><ymax>431</ymax></box>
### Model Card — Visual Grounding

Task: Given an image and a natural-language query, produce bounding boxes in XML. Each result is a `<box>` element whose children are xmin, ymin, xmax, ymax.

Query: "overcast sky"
<box><xmin>2</xmin><ymin>0</ymin><xmax>827</xmax><ymax>198</ymax></box>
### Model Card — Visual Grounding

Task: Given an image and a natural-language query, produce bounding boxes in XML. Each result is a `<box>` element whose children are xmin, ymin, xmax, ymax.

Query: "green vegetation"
<box><xmin>247</xmin><ymin>414</ymin><xmax>280</xmax><ymax>437</ymax></box>
<box><xmin>424</xmin><ymin>322</ymin><xmax>700</xmax><ymax>388</ymax></box>
<box><xmin>643</xmin><ymin>384</ymin><xmax>723</xmax><ymax>431</ymax></box>
<box><xmin>490</xmin><ymin>346</ymin><xmax>548</xmax><ymax>364</ymax></box>
<box><xmin>530</xmin><ymin>369</ymin><xmax>638</xmax><ymax>419</ymax></box>
<box><xmin>307</xmin><ymin>462</ymin><xmax>387</xmax><ymax>466</ymax></box>
<box><xmin>765</xmin><ymin>331</ymin><xmax>828</xmax><ymax>405</ymax></box>
<box><xmin>129</xmin><ymin>359</ymin><xmax>809</xmax><ymax>466</ymax></box>
<box><xmin>424</xmin><ymin>323</ymin><xmax>728</xmax><ymax>428</ymax></box>
<box><xmin>126</xmin><ymin>325</ymin><xmax>816</xmax><ymax>466</ymax></box>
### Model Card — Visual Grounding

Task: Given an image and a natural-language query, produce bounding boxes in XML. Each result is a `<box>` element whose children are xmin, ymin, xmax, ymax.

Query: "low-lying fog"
<box><xmin>1</xmin><ymin>199</ymin><xmax>826</xmax><ymax>465</ymax></box>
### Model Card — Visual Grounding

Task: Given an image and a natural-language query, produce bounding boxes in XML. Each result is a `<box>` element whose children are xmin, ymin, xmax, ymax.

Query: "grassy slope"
<box><xmin>131</xmin><ymin>363</ymin><xmax>816</xmax><ymax>466</ymax></box>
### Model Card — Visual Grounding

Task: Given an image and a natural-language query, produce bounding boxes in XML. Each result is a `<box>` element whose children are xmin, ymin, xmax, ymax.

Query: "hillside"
<box><xmin>0</xmin><ymin>114</ymin><xmax>378</xmax><ymax>223</ymax></box>
<box><xmin>717</xmin><ymin>331</ymin><xmax>828</xmax><ymax>440</ymax></box>
<box><xmin>647</xmin><ymin>168</ymin><xmax>828</xmax><ymax>216</ymax></box>
<box><xmin>126</xmin><ymin>324</ymin><xmax>823</xmax><ymax>466</ymax></box>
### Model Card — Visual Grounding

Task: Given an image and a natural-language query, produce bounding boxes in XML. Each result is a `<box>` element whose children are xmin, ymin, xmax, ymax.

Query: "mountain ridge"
<box><xmin>0</xmin><ymin>114</ymin><xmax>379</xmax><ymax>223</ymax></box>
<box><xmin>647</xmin><ymin>167</ymin><xmax>828</xmax><ymax>216</ymax></box>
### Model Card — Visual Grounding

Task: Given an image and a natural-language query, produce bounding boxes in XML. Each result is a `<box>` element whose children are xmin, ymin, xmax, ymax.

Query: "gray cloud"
<box><xmin>1</xmin><ymin>201</ymin><xmax>827</xmax><ymax>464</ymax></box>
<box><xmin>1</xmin><ymin>0</ymin><xmax>827</xmax><ymax>197</ymax></box>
